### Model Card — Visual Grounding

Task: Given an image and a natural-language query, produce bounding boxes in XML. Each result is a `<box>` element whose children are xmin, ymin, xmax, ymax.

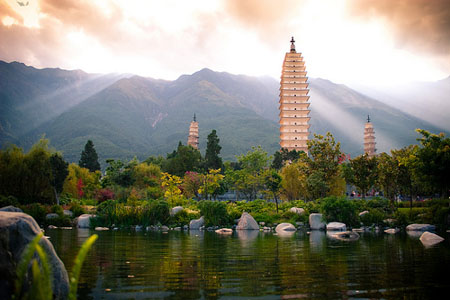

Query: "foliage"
<box><xmin>271</xmin><ymin>148</ymin><xmax>302</xmax><ymax>170</ymax></box>
<box><xmin>49</xmin><ymin>153</ymin><xmax>69</xmax><ymax>205</ymax></box>
<box><xmin>13</xmin><ymin>233</ymin><xmax>97</xmax><ymax>300</ymax></box>
<box><xmin>345</xmin><ymin>154</ymin><xmax>378</xmax><ymax>199</ymax></box>
<box><xmin>198</xmin><ymin>200</ymin><xmax>229</xmax><ymax>227</ymax></box>
<box><xmin>170</xmin><ymin>209</ymin><xmax>200</xmax><ymax>226</ymax></box>
<box><xmin>163</xmin><ymin>142</ymin><xmax>202</xmax><ymax>177</ymax></box>
<box><xmin>22</xmin><ymin>203</ymin><xmax>47</xmax><ymax>224</ymax></box>
<box><xmin>264</xmin><ymin>169</ymin><xmax>282</xmax><ymax>212</ymax></box>
<box><xmin>204</xmin><ymin>129</ymin><xmax>223</xmax><ymax>171</ymax></box>
<box><xmin>182</xmin><ymin>171</ymin><xmax>201</xmax><ymax>199</ymax></box>
<box><xmin>359</xmin><ymin>208</ymin><xmax>386</xmax><ymax>227</ymax></box>
<box><xmin>198</xmin><ymin>169</ymin><xmax>225</xmax><ymax>200</ymax></box>
<box><xmin>62</xmin><ymin>163</ymin><xmax>100</xmax><ymax>199</ymax></box>
<box><xmin>377</xmin><ymin>152</ymin><xmax>399</xmax><ymax>204</ymax></box>
<box><xmin>95</xmin><ymin>188</ymin><xmax>115</xmax><ymax>203</ymax></box>
<box><xmin>320</xmin><ymin>196</ymin><xmax>359</xmax><ymax>227</ymax></box>
<box><xmin>69</xmin><ymin>202</ymin><xmax>85</xmax><ymax>217</ymax></box>
<box><xmin>79</xmin><ymin>140</ymin><xmax>100</xmax><ymax>172</ymax></box>
<box><xmin>0</xmin><ymin>195</ymin><xmax>19</xmax><ymax>207</ymax></box>
<box><xmin>280</xmin><ymin>160</ymin><xmax>308</xmax><ymax>201</ymax></box>
<box><xmin>102</xmin><ymin>159</ymin><xmax>136</xmax><ymax>188</ymax></box>
<box><xmin>161</xmin><ymin>172</ymin><xmax>184</xmax><ymax>206</ymax></box>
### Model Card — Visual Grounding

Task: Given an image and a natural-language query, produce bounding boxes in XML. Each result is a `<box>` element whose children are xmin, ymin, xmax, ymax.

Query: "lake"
<box><xmin>47</xmin><ymin>228</ymin><xmax>450</xmax><ymax>299</ymax></box>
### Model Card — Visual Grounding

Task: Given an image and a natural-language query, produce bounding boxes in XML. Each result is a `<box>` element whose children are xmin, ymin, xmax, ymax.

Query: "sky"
<box><xmin>1</xmin><ymin>0</ymin><xmax>449</xmax><ymax>86</ymax></box>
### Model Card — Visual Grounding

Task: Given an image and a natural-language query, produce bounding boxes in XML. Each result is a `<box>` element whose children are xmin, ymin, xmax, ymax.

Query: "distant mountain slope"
<box><xmin>1</xmin><ymin>60</ymin><xmax>447</xmax><ymax>165</ymax></box>
<box><xmin>0</xmin><ymin>61</ymin><xmax>127</xmax><ymax>145</ymax></box>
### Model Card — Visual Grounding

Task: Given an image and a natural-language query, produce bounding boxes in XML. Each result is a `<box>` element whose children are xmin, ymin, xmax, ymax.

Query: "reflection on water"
<box><xmin>47</xmin><ymin>229</ymin><xmax>450</xmax><ymax>299</ymax></box>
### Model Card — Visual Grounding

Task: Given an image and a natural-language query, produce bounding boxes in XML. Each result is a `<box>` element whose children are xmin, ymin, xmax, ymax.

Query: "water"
<box><xmin>47</xmin><ymin>229</ymin><xmax>450</xmax><ymax>299</ymax></box>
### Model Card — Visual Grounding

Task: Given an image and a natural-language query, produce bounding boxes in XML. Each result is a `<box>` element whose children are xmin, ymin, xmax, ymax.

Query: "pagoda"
<box><xmin>187</xmin><ymin>114</ymin><xmax>199</xmax><ymax>149</ymax></box>
<box><xmin>279</xmin><ymin>37</ymin><xmax>310</xmax><ymax>153</ymax></box>
<box><xmin>364</xmin><ymin>115</ymin><xmax>376</xmax><ymax>157</ymax></box>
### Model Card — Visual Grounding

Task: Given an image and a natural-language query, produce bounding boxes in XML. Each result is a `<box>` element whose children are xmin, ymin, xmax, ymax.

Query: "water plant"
<box><xmin>13</xmin><ymin>233</ymin><xmax>98</xmax><ymax>300</ymax></box>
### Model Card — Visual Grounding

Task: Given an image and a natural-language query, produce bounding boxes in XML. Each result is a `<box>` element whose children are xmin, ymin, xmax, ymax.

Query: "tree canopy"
<box><xmin>79</xmin><ymin>140</ymin><xmax>100</xmax><ymax>172</ymax></box>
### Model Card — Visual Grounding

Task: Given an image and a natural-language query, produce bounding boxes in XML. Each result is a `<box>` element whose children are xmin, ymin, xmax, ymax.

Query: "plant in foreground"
<box><xmin>13</xmin><ymin>233</ymin><xmax>98</xmax><ymax>300</ymax></box>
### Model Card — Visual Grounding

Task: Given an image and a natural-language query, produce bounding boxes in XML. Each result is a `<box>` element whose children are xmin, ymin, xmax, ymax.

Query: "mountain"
<box><xmin>1</xmin><ymin>61</ymin><xmax>448</xmax><ymax>166</ymax></box>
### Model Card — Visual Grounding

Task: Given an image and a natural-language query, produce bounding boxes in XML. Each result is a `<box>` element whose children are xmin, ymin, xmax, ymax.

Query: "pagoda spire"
<box><xmin>290</xmin><ymin>36</ymin><xmax>296</xmax><ymax>53</ymax></box>
<box><xmin>187</xmin><ymin>115</ymin><xmax>199</xmax><ymax>149</ymax></box>
<box><xmin>367</xmin><ymin>115</ymin><xmax>370</xmax><ymax>123</ymax></box>
<box><xmin>364</xmin><ymin>115</ymin><xmax>376</xmax><ymax>157</ymax></box>
<box><xmin>193</xmin><ymin>113</ymin><xmax>196</xmax><ymax>122</ymax></box>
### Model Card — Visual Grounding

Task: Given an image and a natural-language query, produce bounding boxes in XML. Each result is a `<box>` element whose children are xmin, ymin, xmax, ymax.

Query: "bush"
<box><xmin>147</xmin><ymin>200</ymin><xmax>170</xmax><ymax>225</ymax></box>
<box><xmin>198</xmin><ymin>200</ymin><xmax>229</xmax><ymax>227</ymax></box>
<box><xmin>95</xmin><ymin>188</ymin><xmax>115</xmax><ymax>203</ymax></box>
<box><xmin>0</xmin><ymin>195</ymin><xmax>19</xmax><ymax>208</ymax></box>
<box><xmin>359</xmin><ymin>208</ymin><xmax>386</xmax><ymax>226</ymax></box>
<box><xmin>50</xmin><ymin>204</ymin><xmax>64</xmax><ymax>216</ymax></box>
<box><xmin>22</xmin><ymin>203</ymin><xmax>47</xmax><ymax>224</ymax></box>
<box><xmin>170</xmin><ymin>210</ymin><xmax>199</xmax><ymax>226</ymax></box>
<box><xmin>69</xmin><ymin>202</ymin><xmax>85</xmax><ymax>217</ymax></box>
<box><xmin>320</xmin><ymin>196</ymin><xmax>359</xmax><ymax>227</ymax></box>
<box><xmin>46</xmin><ymin>215</ymin><xmax>72</xmax><ymax>227</ymax></box>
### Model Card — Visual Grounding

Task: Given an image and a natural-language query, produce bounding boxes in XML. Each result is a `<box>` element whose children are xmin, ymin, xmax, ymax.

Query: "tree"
<box><xmin>280</xmin><ymin>160</ymin><xmax>309</xmax><ymax>201</ymax></box>
<box><xmin>79</xmin><ymin>140</ymin><xmax>100</xmax><ymax>172</ymax></box>
<box><xmin>204</xmin><ymin>130</ymin><xmax>223</xmax><ymax>171</ymax></box>
<box><xmin>49</xmin><ymin>153</ymin><xmax>69</xmax><ymax>205</ymax></box>
<box><xmin>392</xmin><ymin>145</ymin><xmax>421</xmax><ymax>207</ymax></box>
<box><xmin>414</xmin><ymin>129</ymin><xmax>450</xmax><ymax>198</ymax></box>
<box><xmin>63</xmin><ymin>164</ymin><xmax>101</xmax><ymax>199</ymax></box>
<box><xmin>347</xmin><ymin>154</ymin><xmax>378</xmax><ymax>199</ymax></box>
<box><xmin>161</xmin><ymin>172</ymin><xmax>183</xmax><ymax>207</ymax></box>
<box><xmin>163</xmin><ymin>142</ymin><xmax>202</xmax><ymax>177</ymax></box>
<box><xmin>271</xmin><ymin>148</ymin><xmax>302</xmax><ymax>170</ymax></box>
<box><xmin>265</xmin><ymin>169</ymin><xmax>282</xmax><ymax>213</ymax></box>
<box><xmin>377</xmin><ymin>152</ymin><xmax>399</xmax><ymax>205</ymax></box>
<box><xmin>199</xmin><ymin>169</ymin><xmax>225</xmax><ymax>200</ymax></box>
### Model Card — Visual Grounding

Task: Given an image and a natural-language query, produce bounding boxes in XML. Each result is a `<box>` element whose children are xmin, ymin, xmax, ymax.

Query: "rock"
<box><xmin>77</xmin><ymin>214</ymin><xmax>95</xmax><ymax>228</ymax></box>
<box><xmin>384</xmin><ymin>228</ymin><xmax>400</xmax><ymax>234</ymax></box>
<box><xmin>0</xmin><ymin>212</ymin><xmax>69</xmax><ymax>299</ymax></box>
<box><xmin>60</xmin><ymin>227</ymin><xmax>72</xmax><ymax>230</ymax></box>
<box><xmin>207</xmin><ymin>226</ymin><xmax>214</xmax><ymax>231</ymax></box>
<box><xmin>170</xmin><ymin>206</ymin><xmax>183</xmax><ymax>216</ymax></box>
<box><xmin>95</xmin><ymin>227</ymin><xmax>109</xmax><ymax>231</ymax></box>
<box><xmin>420</xmin><ymin>231</ymin><xmax>444</xmax><ymax>246</ymax></box>
<box><xmin>135</xmin><ymin>225</ymin><xmax>143</xmax><ymax>231</ymax></box>
<box><xmin>48</xmin><ymin>225</ymin><xmax>58</xmax><ymax>229</ymax></box>
<box><xmin>63</xmin><ymin>210</ymin><xmax>73</xmax><ymax>217</ymax></box>
<box><xmin>183</xmin><ymin>225</ymin><xmax>188</xmax><ymax>231</ymax></box>
<box><xmin>0</xmin><ymin>206</ymin><xmax>23</xmax><ymax>213</ymax></box>
<box><xmin>275</xmin><ymin>223</ymin><xmax>297</xmax><ymax>233</ymax></box>
<box><xmin>46</xmin><ymin>213</ymin><xmax>59</xmax><ymax>220</ymax></box>
<box><xmin>326</xmin><ymin>222</ymin><xmax>346</xmax><ymax>231</ymax></box>
<box><xmin>329</xmin><ymin>231</ymin><xmax>360</xmax><ymax>241</ymax></box>
<box><xmin>406</xmin><ymin>224</ymin><xmax>436</xmax><ymax>231</ymax></box>
<box><xmin>352</xmin><ymin>228</ymin><xmax>364</xmax><ymax>233</ymax></box>
<box><xmin>259</xmin><ymin>222</ymin><xmax>265</xmax><ymax>226</ymax></box>
<box><xmin>215</xmin><ymin>228</ymin><xmax>233</xmax><ymax>234</ymax></box>
<box><xmin>309</xmin><ymin>213</ymin><xmax>326</xmax><ymax>230</ymax></box>
<box><xmin>384</xmin><ymin>219</ymin><xmax>397</xmax><ymax>226</ymax></box>
<box><xmin>263</xmin><ymin>226</ymin><xmax>271</xmax><ymax>231</ymax></box>
<box><xmin>236</xmin><ymin>212</ymin><xmax>259</xmax><ymax>230</ymax></box>
<box><xmin>174</xmin><ymin>227</ymin><xmax>181</xmax><ymax>231</ymax></box>
<box><xmin>189</xmin><ymin>216</ymin><xmax>204</xmax><ymax>230</ymax></box>
<box><xmin>161</xmin><ymin>225</ymin><xmax>169</xmax><ymax>232</ymax></box>
<box><xmin>290</xmin><ymin>207</ymin><xmax>305</xmax><ymax>215</ymax></box>
<box><xmin>359</xmin><ymin>210</ymin><xmax>369</xmax><ymax>217</ymax></box>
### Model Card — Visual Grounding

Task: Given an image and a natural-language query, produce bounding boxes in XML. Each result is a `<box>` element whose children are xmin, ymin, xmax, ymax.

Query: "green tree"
<box><xmin>392</xmin><ymin>145</ymin><xmax>421</xmax><ymax>207</ymax></box>
<box><xmin>271</xmin><ymin>148</ymin><xmax>302</xmax><ymax>170</ymax></box>
<box><xmin>49</xmin><ymin>153</ymin><xmax>69</xmax><ymax>205</ymax></box>
<box><xmin>280</xmin><ymin>160</ymin><xmax>309</xmax><ymax>201</ymax></box>
<box><xmin>347</xmin><ymin>154</ymin><xmax>378</xmax><ymax>199</ymax></box>
<box><xmin>414</xmin><ymin>129</ymin><xmax>450</xmax><ymax>198</ymax></box>
<box><xmin>79</xmin><ymin>140</ymin><xmax>100</xmax><ymax>172</ymax></box>
<box><xmin>163</xmin><ymin>142</ymin><xmax>202</xmax><ymax>177</ymax></box>
<box><xmin>264</xmin><ymin>169</ymin><xmax>282</xmax><ymax>213</ymax></box>
<box><xmin>204</xmin><ymin>130</ymin><xmax>223</xmax><ymax>171</ymax></box>
<box><xmin>377</xmin><ymin>152</ymin><xmax>399</xmax><ymax>205</ymax></box>
<box><xmin>199</xmin><ymin>169</ymin><xmax>225</xmax><ymax>200</ymax></box>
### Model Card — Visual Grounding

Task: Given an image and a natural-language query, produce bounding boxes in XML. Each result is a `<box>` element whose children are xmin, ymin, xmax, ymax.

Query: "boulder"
<box><xmin>46</xmin><ymin>213</ymin><xmax>59</xmax><ymax>220</ymax></box>
<box><xmin>275</xmin><ymin>223</ymin><xmax>297</xmax><ymax>233</ymax></box>
<box><xmin>384</xmin><ymin>228</ymin><xmax>400</xmax><ymax>234</ymax></box>
<box><xmin>358</xmin><ymin>210</ymin><xmax>369</xmax><ymax>217</ymax></box>
<box><xmin>95</xmin><ymin>227</ymin><xmax>109</xmax><ymax>231</ymax></box>
<box><xmin>290</xmin><ymin>207</ymin><xmax>305</xmax><ymax>215</ymax></box>
<box><xmin>189</xmin><ymin>216</ymin><xmax>204</xmax><ymax>230</ymax></box>
<box><xmin>329</xmin><ymin>231</ymin><xmax>360</xmax><ymax>241</ymax></box>
<box><xmin>406</xmin><ymin>224</ymin><xmax>436</xmax><ymax>231</ymax></box>
<box><xmin>48</xmin><ymin>225</ymin><xmax>58</xmax><ymax>229</ymax></box>
<box><xmin>420</xmin><ymin>231</ymin><xmax>444</xmax><ymax>246</ymax></box>
<box><xmin>236</xmin><ymin>212</ymin><xmax>259</xmax><ymax>230</ymax></box>
<box><xmin>0</xmin><ymin>206</ymin><xmax>23</xmax><ymax>213</ymax></box>
<box><xmin>326</xmin><ymin>222</ymin><xmax>347</xmax><ymax>231</ymax></box>
<box><xmin>215</xmin><ymin>228</ymin><xmax>233</xmax><ymax>235</ymax></box>
<box><xmin>309</xmin><ymin>213</ymin><xmax>326</xmax><ymax>230</ymax></box>
<box><xmin>63</xmin><ymin>210</ymin><xmax>73</xmax><ymax>217</ymax></box>
<box><xmin>0</xmin><ymin>212</ymin><xmax>69</xmax><ymax>299</ymax></box>
<box><xmin>77</xmin><ymin>214</ymin><xmax>94</xmax><ymax>228</ymax></box>
<box><xmin>170</xmin><ymin>206</ymin><xmax>183</xmax><ymax>216</ymax></box>
<box><xmin>161</xmin><ymin>225</ymin><xmax>169</xmax><ymax>232</ymax></box>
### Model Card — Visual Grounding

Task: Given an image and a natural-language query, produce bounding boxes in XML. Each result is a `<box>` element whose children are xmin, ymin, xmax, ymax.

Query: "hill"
<box><xmin>1</xmin><ymin>61</ymin><xmax>447</xmax><ymax>165</ymax></box>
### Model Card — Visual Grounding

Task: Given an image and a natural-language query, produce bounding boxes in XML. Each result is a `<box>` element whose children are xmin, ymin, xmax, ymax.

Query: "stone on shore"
<box><xmin>46</xmin><ymin>213</ymin><xmax>59</xmax><ymax>219</ymax></box>
<box><xmin>326</xmin><ymin>222</ymin><xmax>346</xmax><ymax>231</ymax></box>
<box><xmin>0</xmin><ymin>212</ymin><xmax>69</xmax><ymax>299</ymax></box>
<box><xmin>63</xmin><ymin>210</ymin><xmax>73</xmax><ymax>217</ymax></box>
<box><xmin>419</xmin><ymin>231</ymin><xmax>444</xmax><ymax>246</ymax></box>
<box><xmin>309</xmin><ymin>213</ymin><xmax>326</xmax><ymax>230</ymax></box>
<box><xmin>290</xmin><ymin>207</ymin><xmax>305</xmax><ymax>215</ymax></box>
<box><xmin>406</xmin><ymin>224</ymin><xmax>436</xmax><ymax>231</ymax></box>
<box><xmin>384</xmin><ymin>228</ymin><xmax>400</xmax><ymax>234</ymax></box>
<box><xmin>95</xmin><ymin>227</ymin><xmax>109</xmax><ymax>231</ymax></box>
<box><xmin>189</xmin><ymin>216</ymin><xmax>204</xmax><ymax>230</ymax></box>
<box><xmin>275</xmin><ymin>223</ymin><xmax>297</xmax><ymax>233</ymax></box>
<box><xmin>170</xmin><ymin>206</ymin><xmax>183</xmax><ymax>216</ymax></box>
<box><xmin>77</xmin><ymin>214</ymin><xmax>95</xmax><ymax>228</ymax></box>
<box><xmin>329</xmin><ymin>231</ymin><xmax>360</xmax><ymax>241</ymax></box>
<box><xmin>359</xmin><ymin>210</ymin><xmax>369</xmax><ymax>217</ymax></box>
<box><xmin>0</xmin><ymin>206</ymin><xmax>23</xmax><ymax>213</ymax></box>
<box><xmin>215</xmin><ymin>228</ymin><xmax>233</xmax><ymax>234</ymax></box>
<box><xmin>236</xmin><ymin>212</ymin><xmax>259</xmax><ymax>230</ymax></box>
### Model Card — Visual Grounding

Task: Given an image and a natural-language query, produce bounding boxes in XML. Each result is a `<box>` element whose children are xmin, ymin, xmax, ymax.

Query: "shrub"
<box><xmin>359</xmin><ymin>208</ymin><xmax>386</xmax><ymax>226</ymax></box>
<box><xmin>69</xmin><ymin>202</ymin><xmax>85</xmax><ymax>217</ymax></box>
<box><xmin>170</xmin><ymin>210</ymin><xmax>199</xmax><ymax>226</ymax></box>
<box><xmin>147</xmin><ymin>200</ymin><xmax>170</xmax><ymax>225</ymax></box>
<box><xmin>22</xmin><ymin>203</ymin><xmax>47</xmax><ymax>224</ymax></box>
<box><xmin>46</xmin><ymin>215</ymin><xmax>72</xmax><ymax>227</ymax></box>
<box><xmin>0</xmin><ymin>195</ymin><xmax>19</xmax><ymax>208</ymax></box>
<box><xmin>95</xmin><ymin>188</ymin><xmax>115</xmax><ymax>204</ymax></box>
<box><xmin>50</xmin><ymin>204</ymin><xmax>64</xmax><ymax>216</ymax></box>
<box><xmin>320</xmin><ymin>196</ymin><xmax>359</xmax><ymax>227</ymax></box>
<box><xmin>198</xmin><ymin>200</ymin><xmax>229</xmax><ymax>227</ymax></box>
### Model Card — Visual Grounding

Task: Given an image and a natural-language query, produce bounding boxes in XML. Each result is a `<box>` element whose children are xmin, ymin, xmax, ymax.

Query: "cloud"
<box><xmin>224</xmin><ymin>0</ymin><xmax>305</xmax><ymax>46</ymax></box>
<box><xmin>348</xmin><ymin>0</ymin><xmax>450</xmax><ymax>56</ymax></box>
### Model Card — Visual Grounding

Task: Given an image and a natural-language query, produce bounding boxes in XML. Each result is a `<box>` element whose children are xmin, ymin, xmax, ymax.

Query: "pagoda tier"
<box><xmin>279</xmin><ymin>37</ymin><xmax>310</xmax><ymax>152</ymax></box>
<box><xmin>187</xmin><ymin>115</ymin><xmax>199</xmax><ymax>149</ymax></box>
<box><xmin>364</xmin><ymin>116</ymin><xmax>376</xmax><ymax>157</ymax></box>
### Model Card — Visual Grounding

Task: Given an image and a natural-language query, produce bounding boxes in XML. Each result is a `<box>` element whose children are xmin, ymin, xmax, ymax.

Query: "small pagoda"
<box><xmin>279</xmin><ymin>37</ymin><xmax>310</xmax><ymax>153</ymax></box>
<box><xmin>187</xmin><ymin>114</ymin><xmax>199</xmax><ymax>149</ymax></box>
<box><xmin>364</xmin><ymin>115</ymin><xmax>376</xmax><ymax>157</ymax></box>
